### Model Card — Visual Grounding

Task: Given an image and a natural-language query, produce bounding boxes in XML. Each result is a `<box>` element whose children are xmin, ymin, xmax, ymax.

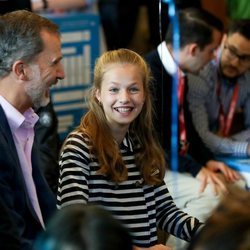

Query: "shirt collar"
<box><xmin>120</xmin><ymin>133</ymin><xmax>134</xmax><ymax>152</ymax></box>
<box><xmin>157</xmin><ymin>41</ymin><xmax>178</xmax><ymax>75</ymax></box>
<box><xmin>22</xmin><ymin>109</ymin><xmax>39</xmax><ymax>129</ymax></box>
<box><xmin>0</xmin><ymin>95</ymin><xmax>39</xmax><ymax>131</ymax></box>
<box><xmin>157</xmin><ymin>41</ymin><xmax>186</xmax><ymax>78</ymax></box>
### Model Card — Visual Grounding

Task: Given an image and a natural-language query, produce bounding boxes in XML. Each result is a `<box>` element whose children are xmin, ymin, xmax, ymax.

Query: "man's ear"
<box><xmin>12</xmin><ymin>61</ymin><xmax>28</xmax><ymax>80</ymax></box>
<box><xmin>188</xmin><ymin>43</ymin><xmax>199</xmax><ymax>56</ymax></box>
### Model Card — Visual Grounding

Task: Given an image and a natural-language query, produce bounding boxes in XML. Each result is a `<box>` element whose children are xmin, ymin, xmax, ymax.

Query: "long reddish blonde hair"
<box><xmin>77</xmin><ymin>49</ymin><xmax>166</xmax><ymax>185</ymax></box>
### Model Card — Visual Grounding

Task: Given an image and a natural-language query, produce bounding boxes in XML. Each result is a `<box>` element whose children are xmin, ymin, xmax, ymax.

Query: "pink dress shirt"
<box><xmin>0</xmin><ymin>95</ymin><xmax>45</xmax><ymax>228</ymax></box>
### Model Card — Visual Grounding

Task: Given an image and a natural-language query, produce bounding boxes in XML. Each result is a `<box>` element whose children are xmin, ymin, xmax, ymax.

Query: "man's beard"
<box><xmin>24</xmin><ymin>65</ymin><xmax>50</xmax><ymax>109</ymax></box>
<box><xmin>25</xmin><ymin>81</ymin><xmax>50</xmax><ymax>109</ymax></box>
<box><xmin>219</xmin><ymin>63</ymin><xmax>239</xmax><ymax>84</ymax></box>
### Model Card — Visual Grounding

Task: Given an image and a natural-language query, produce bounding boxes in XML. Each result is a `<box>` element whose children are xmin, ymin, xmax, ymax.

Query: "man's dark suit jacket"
<box><xmin>0</xmin><ymin>196</ymin><xmax>20</xmax><ymax>250</ymax></box>
<box><xmin>0</xmin><ymin>105</ymin><xmax>56</xmax><ymax>250</ymax></box>
<box><xmin>145</xmin><ymin>49</ymin><xmax>214</xmax><ymax>176</ymax></box>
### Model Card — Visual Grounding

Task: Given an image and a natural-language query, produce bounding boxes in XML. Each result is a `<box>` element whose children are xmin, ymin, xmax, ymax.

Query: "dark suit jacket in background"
<box><xmin>35</xmin><ymin>101</ymin><xmax>61</xmax><ymax>194</ymax></box>
<box><xmin>0</xmin><ymin>0</ymin><xmax>31</xmax><ymax>14</ymax></box>
<box><xmin>145</xmin><ymin>49</ymin><xmax>214</xmax><ymax>176</ymax></box>
<box><xmin>0</xmin><ymin>105</ymin><xmax>56</xmax><ymax>250</ymax></box>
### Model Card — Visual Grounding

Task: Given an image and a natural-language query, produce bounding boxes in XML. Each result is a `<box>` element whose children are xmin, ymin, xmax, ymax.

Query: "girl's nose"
<box><xmin>119</xmin><ymin>90</ymin><xmax>129</xmax><ymax>103</ymax></box>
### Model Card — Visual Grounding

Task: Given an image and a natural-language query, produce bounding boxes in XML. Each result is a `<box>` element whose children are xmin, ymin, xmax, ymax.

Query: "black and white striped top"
<box><xmin>57</xmin><ymin>131</ymin><xmax>203</xmax><ymax>248</ymax></box>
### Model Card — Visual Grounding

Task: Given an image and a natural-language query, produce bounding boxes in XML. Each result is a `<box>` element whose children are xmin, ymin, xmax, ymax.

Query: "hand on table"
<box><xmin>196</xmin><ymin>167</ymin><xmax>227</xmax><ymax>195</ymax></box>
<box><xmin>205</xmin><ymin>160</ymin><xmax>241</xmax><ymax>182</ymax></box>
<box><xmin>196</xmin><ymin>159</ymin><xmax>243</xmax><ymax>195</ymax></box>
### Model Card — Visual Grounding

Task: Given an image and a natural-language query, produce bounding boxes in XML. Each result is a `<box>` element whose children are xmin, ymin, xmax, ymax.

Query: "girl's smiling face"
<box><xmin>95</xmin><ymin>63</ymin><xmax>145</xmax><ymax>132</ymax></box>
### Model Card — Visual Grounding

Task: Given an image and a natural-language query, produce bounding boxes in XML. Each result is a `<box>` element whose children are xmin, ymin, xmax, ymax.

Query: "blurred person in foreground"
<box><xmin>35</xmin><ymin>204</ymin><xmax>133</xmax><ymax>250</ymax></box>
<box><xmin>188</xmin><ymin>186</ymin><xmax>250</xmax><ymax>250</ymax></box>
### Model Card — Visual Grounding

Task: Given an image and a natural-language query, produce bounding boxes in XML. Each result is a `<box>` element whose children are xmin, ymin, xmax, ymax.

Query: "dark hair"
<box><xmin>35</xmin><ymin>204</ymin><xmax>133</xmax><ymax>250</ymax></box>
<box><xmin>165</xmin><ymin>8</ymin><xmax>224</xmax><ymax>49</ymax></box>
<box><xmin>227</xmin><ymin>19</ymin><xmax>250</xmax><ymax>40</ymax></box>
<box><xmin>188</xmin><ymin>187</ymin><xmax>250</xmax><ymax>250</ymax></box>
<box><xmin>0</xmin><ymin>10</ymin><xmax>59</xmax><ymax>78</ymax></box>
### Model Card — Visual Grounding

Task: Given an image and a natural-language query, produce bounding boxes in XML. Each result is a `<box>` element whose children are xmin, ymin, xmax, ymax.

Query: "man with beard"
<box><xmin>188</xmin><ymin>19</ymin><xmax>250</xmax><ymax>157</ymax></box>
<box><xmin>0</xmin><ymin>0</ymin><xmax>62</xmax><ymax>195</ymax></box>
<box><xmin>0</xmin><ymin>10</ymin><xmax>65</xmax><ymax>250</ymax></box>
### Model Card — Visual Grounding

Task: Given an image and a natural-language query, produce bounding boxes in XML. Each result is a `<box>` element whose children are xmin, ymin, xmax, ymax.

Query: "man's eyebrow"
<box><xmin>52</xmin><ymin>56</ymin><xmax>63</xmax><ymax>64</ymax></box>
<box><xmin>229</xmin><ymin>44</ymin><xmax>250</xmax><ymax>57</ymax></box>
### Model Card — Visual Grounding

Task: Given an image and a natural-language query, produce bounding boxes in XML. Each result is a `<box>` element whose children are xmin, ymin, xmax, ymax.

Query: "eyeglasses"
<box><xmin>224</xmin><ymin>43</ymin><xmax>250</xmax><ymax>64</ymax></box>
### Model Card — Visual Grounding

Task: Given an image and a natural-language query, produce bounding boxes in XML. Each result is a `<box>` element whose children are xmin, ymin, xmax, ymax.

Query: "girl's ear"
<box><xmin>94</xmin><ymin>88</ymin><xmax>101</xmax><ymax>103</ymax></box>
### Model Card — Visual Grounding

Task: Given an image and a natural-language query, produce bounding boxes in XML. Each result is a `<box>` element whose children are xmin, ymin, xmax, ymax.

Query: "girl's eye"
<box><xmin>130</xmin><ymin>87</ymin><xmax>139</xmax><ymax>93</ymax></box>
<box><xmin>109</xmin><ymin>88</ymin><xmax>119</xmax><ymax>93</ymax></box>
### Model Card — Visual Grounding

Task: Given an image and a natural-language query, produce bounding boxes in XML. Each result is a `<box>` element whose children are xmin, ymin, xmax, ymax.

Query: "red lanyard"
<box><xmin>178</xmin><ymin>70</ymin><xmax>189</xmax><ymax>155</ymax></box>
<box><xmin>217</xmin><ymin>78</ymin><xmax>239</xmax><ymax>137</ymax></box>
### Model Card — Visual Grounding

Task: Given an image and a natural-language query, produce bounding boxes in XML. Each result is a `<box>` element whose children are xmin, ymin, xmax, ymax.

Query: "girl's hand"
<box><xmin>133</xmin><ymin>244</ymin><xmax>172</xmax><ymax>250</ymax></box>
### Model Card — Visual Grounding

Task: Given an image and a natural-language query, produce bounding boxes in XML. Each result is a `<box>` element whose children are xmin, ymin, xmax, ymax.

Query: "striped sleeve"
<box><xmin>155</xmin><ymin>183</ymin><xmax>203</xmax><ymax>242</ymax></box>
<box><xmin>57</xmin><ymin>132</ymin><xmax>90</xmax><ymax>208</ymax></box>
